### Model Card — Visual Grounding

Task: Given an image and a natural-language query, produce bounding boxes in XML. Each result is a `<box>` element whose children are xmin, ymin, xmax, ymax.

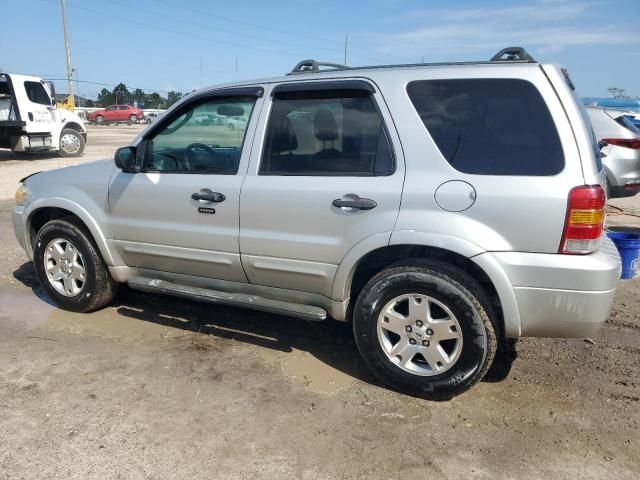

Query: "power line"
<box><xmin>103</xmin><ymin>0</ymin><xmax>346</xmax><ymax>57</ymax></box>
<box><xmin>149</xmin><ymin>0</ymin><xmax>410</xmax><ymax>64</ymax></box>
<box><xmin>66</xmin><ymin>1</ymin><xmax>336</xmax><ymax>60</ymax></box>
<box><xmin>43</xmin><ymin>78</ymin><xmax>172</xmax><ymax>94</ymax></box>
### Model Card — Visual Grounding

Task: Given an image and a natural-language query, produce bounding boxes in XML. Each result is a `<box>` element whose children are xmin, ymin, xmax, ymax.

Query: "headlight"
<box><xmin>15</xmin><ymin>184</ymin><xmax>31</xmax><ymax>206</ymax></box>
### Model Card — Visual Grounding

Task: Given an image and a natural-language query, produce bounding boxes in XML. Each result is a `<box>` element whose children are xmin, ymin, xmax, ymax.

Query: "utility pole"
<box><xmin>60</xmin><ymin>0</ymin><xmax>75</xmax><ymax>109</ymax></box>
<box><xmin>200</xmin><ymin>58</ymin><xmax>203</xmax><ymax>88</ymax></box>
<box><xmin>235</xmin><ymin>57</ymin><xmax>238</xmax><ymax>73</ymax></box>
<box><xmin>344</xmin><ymin>34</ymin><xmax>348</xmax><ymax>65</ymax></box>
<box><xmin>72</xmin><ymin>68</ymin><xmax>80</xmax><ymax>107</ymax></box>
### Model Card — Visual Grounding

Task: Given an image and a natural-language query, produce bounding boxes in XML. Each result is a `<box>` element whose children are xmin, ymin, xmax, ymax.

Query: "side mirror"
<box><xmin>114</xmin><ymin>146</ymin><xmax>137</xmax><ymax>172</ymax></box>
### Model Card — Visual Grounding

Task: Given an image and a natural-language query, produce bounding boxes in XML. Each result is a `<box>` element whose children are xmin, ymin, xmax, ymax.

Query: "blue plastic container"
<box><xmin>607</xmin><ymin>231</ymin><xmax>640</xmax><ymax>279</ymax></box>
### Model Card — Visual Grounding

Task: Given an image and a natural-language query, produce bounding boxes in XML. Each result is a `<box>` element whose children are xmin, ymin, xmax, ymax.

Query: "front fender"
<box><xmin>25</xmin><ymin>196</ymin><xmax>123</xmax><ymax>267</ymax></box>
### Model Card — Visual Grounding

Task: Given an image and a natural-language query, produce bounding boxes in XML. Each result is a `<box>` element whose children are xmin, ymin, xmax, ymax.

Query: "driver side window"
<box><xmin>144</xmin><ymin>96</ymin><xmax>256</xmax><ymax>174</ymax></box>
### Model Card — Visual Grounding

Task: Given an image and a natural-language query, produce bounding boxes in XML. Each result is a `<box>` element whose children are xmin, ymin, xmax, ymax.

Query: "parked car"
<box><xmin>585</xmin><ymin>106</ymin><xmax>640</xmax><ymax>197</ymax></box>
<box><xmin>87</xmin><ymin>104</ymin><xmax>144</xmax><ymax>124</ymax></box>
<box><xmin>624</xmin><ymin>114</ymin><xmax>640</xmax><ymax>129</ymax></box>
<box><xmin>144</xmin><ymin>112</ymin><xmax>163</xmax><ymax>125</ymax></box>
<box><xmin>13</xmin><ymin>47</ymin><xmax>620</xmax><ymax>399</ymax></box>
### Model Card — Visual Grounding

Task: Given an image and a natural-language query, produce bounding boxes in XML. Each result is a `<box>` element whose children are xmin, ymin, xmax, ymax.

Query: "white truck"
<box><xmin>0</xmin><ymin>73</ymin><xmax>86</xmax><ymax>157</ymax></box>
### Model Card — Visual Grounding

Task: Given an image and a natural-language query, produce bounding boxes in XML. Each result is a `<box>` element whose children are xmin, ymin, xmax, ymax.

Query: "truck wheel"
<box><xmin>32</xmin><ymin>217</ymin><xmax>117</xmax><ymax>313</ymax></box>
<box><xmin>58</xmin><ymin>128</ymin><xmax>85</xmax><ymax>157</ymax></box>
<box><xmin>129</xmin><ymin>114</ymin><xmax>138</xmax><ymax>123</ymax></box>
<box><xmin>95</xmin><ymin>115</ymin><xmax>104</xmax><ymax>125</ymax></box>
<box><xmin>352</xmin><ymin>259</ymin><xmax>498</xmax><ymax>400</ymax></box>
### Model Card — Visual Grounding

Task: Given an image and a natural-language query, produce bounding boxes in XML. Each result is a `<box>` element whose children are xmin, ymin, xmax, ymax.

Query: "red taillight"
<box><xmin>603</xmin><ymin>138</ymin><xmax>640</xmax><ymax>149</ymax></box>
<box><xmin>559</xmin><ymin>185</ymin><xmax>606</xmax><ymax>254</ymax></box>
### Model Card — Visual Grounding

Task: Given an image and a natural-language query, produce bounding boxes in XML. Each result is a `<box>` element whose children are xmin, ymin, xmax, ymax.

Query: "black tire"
<box><xmin>32</xmin><ymin>217</ymin><xmax>117</xmax><ymax>313</ymax></box>
<box><xmin>58</xmin><ymin>128</ymin><xmax>85</xmax><ymax>157</ymax></box>
<box><xmin>129</xmin><ymin>114</ymin><xmax>138</xmax><ymax>123</ymax></box>
<box><xmin>353</xmin><ymin>259</ymin><xmax>498</xmax><ymax>400</ymax></box>
<box><xmin>95</xmin><ymin>115</ymin><xmax>104</xmax><ymax>125</ymax></box>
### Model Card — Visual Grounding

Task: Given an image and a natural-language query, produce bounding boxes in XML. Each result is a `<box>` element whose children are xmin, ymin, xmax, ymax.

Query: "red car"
<box><xmin>87</xmin><ymin>104</ymin><xmax>144</xmax><ymax>124</ymax></box>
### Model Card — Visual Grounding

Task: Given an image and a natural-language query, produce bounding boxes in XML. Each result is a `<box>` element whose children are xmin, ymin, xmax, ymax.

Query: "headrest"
<box><xmin>314</xmin><ymin>108</ymin><xmax>338</xmax><ymax>142</ymax></box>
<box><xmin>271</xmin><ymin>116</ymin><xmax>298</xmax><ymax>153</ymax></box>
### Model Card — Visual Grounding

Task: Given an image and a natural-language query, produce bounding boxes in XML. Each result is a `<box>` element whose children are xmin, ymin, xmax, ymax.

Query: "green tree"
<box><xmin>166</xmin><ymin>91</ymin><xmax>183</xmax><ymax>108</ymax></box>
<box><xmin>145</xmin><ymin>92</ymin><xmax>163</xmax><ymax>109</ymax></box>
<box><xmin>97</xmin><ymin>88</ymin><xmax>113</xmax><ymax>107</ymax></box>
<box><xmin>112</xmin><ymin>83</ymin><xmax>131</xmax><ymax>104</ymax></box>
<box><xmin>132</xmin><ymin>88</ymin><xmax>145</xmax><ymax>108</ymax></box>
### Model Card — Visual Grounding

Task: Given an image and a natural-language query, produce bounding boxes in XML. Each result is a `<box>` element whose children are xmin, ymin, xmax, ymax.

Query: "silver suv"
<box><xmin>13</xmin><ymin>48</ymin><xmax>620</xmax><ymax>399</ymax></box>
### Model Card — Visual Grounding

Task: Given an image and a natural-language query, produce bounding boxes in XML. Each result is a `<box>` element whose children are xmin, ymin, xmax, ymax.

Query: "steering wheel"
<box><xmin>185</xmin><ymin>143</ymin><xmax>233</xmax><ymax>172</ymax></box>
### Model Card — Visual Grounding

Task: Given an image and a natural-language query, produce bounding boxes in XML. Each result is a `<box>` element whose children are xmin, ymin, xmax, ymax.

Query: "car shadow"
<box><xmin>13</xmin><ymin>261</ymin><xmax>515</xmax><ymax>389</ymax></box>
<box><xmin>0</xmin><ymin>151</ymin><xmax>59</xmax><ymax>163</ymax></box>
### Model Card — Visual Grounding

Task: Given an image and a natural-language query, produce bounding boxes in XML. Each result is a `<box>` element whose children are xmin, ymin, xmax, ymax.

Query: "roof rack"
<box><xmin>286</xmin><ymin>47</ymin><xmax>536</xmax><ymax>76</ymax></box>
<box><xmin>490</xmin><ymin>47</ymin><xmax>535</xmax><ymax>62</ymax></box>
<box><xmin>288</xmin><ymin>60</ymin><xmax>350</xmax><ymax>75</ymax></box>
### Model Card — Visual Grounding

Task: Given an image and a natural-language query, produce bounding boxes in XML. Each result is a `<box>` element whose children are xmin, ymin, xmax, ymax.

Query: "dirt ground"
<box><xmin>0</xmin><ymin>126</ymin><xmax>639</xmax><ymax>479</ymax></box>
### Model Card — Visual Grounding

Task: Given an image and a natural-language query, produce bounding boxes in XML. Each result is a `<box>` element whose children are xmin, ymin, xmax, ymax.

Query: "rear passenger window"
<box><xmin>260</xmin><ymin>91</ymin><xmax>394</xmax><ymax>176</ymax></box>
<box><xmin>407</xmin><ymin>79</ymin><xmax>564</xmax><ymax>176</ymax></box>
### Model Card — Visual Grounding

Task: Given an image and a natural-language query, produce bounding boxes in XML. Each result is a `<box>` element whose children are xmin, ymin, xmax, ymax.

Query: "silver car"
<box><xmin>586</xmin><ymin>106</ymin><xmax>640</xmax><ymax>197</ymax></box>
<box><xmin>12</xmin><ymin>48</ymin><xmax>620</xmax><ymax>399</ymax></box>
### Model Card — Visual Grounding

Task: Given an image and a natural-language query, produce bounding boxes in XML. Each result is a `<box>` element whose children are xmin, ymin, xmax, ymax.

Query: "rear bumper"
<box><xmin>474</xmin><ymin>237</ymin><xmax>621</xmax><ymax>338</ymax></box>
<box><xmin>513</xmin><ymin>286</ymin><xmax>615</xmax><ymax>337</ymax></box>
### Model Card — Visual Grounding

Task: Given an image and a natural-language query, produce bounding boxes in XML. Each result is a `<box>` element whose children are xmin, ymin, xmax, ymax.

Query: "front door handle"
<box><xmin>332</xmin><ymin>194</ymin><xmax>377</xmax><ymax>211</ymax></box>
<box><xmin>191</xmin><ymin>190</ymin><xmax>226</xmax><ymax>203</ymax></box>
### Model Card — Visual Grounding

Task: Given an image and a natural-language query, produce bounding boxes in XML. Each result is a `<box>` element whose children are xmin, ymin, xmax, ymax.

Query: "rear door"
<box><xmin>239</xmin><ymin>80</ymin><xmax>404</xmax><ymax>298</ymax></box>
<box><xmin>116</xmin><ymin>105</ymin><xmax>129</xmax><ymax>121</ymax></box>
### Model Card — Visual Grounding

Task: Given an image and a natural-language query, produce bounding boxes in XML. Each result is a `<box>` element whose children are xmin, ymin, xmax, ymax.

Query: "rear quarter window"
<box><xmin>406</xmin><ymin>79</ymin><xmax>565</xmax><ymax>176</ymax></box>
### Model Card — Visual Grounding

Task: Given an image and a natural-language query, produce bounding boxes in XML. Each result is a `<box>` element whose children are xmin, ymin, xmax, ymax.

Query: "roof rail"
<box><xmin>288</xmin><ymin>59</ymin><xmax>350</xmax><ymax>75</ymax></box>
<box><xmin>490</xmin><ymin>47</ymin><xmax>536</xmax><ymax>63</ymax></box>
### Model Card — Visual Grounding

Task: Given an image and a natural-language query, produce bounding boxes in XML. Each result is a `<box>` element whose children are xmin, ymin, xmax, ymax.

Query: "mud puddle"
<box><xmin>0</xmin><ymin>286</ymin><xmax>181</xmax><ymax>340</ymax></box>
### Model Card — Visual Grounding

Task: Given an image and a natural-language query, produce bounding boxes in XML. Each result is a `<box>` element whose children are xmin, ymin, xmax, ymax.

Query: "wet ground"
<box><xmin>1</xmin><ymin>127</ymin><xmax>639</xmax><ymax>479</ymax></box>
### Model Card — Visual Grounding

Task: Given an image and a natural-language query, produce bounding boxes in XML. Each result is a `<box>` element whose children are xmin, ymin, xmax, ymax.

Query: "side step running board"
<box><xmin>127</xmin><ymin>277</ymin><xmax>327</xmax><ymax>322</ymax></box>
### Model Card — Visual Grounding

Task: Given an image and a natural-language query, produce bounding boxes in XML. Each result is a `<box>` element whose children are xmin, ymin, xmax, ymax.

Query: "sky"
<box><xmin>1</xmin><ymin>0</ymin><xmax>639</xmax><ymax>99</ymax></box>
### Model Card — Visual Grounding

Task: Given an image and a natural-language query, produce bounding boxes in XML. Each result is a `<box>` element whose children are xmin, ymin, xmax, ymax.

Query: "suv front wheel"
<box><xmin>353</xmin><ymin>260</ymin><xmax>497</xmax><ymax>400</ymax></box>
<box><xmin>33</xmin><ymin>218</ymin><xmax>117</xmax><ymax>312</ymax></box>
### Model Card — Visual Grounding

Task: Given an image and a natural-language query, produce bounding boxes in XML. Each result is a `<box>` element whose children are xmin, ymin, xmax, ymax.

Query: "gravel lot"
<box><xmin>0</xmin><ymin>125</ymin><xmax>639</xmax><ymax>479</ymax></box>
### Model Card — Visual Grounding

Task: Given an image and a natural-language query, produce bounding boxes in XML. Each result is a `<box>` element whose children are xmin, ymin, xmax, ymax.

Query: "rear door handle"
<box><xmin>191</xmin><ymin>190</ymin><xmax>226</xmax><ymax>203</ymax></box>
<box><xmin>332</xmin><ymin>194</ymin><xmax>377</xmax><ymax>211</ymax></box>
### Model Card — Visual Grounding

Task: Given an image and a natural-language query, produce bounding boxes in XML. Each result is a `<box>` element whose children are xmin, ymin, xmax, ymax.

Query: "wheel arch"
<box><xmin>335</xmin><ymin>236</ymin><xmax>519</xmax><ymax>337</ymax></box>
<box><xmin>26</xmin><ymin>200</ymin><xmax>120</xmax><ymax>267</ymax></box>
<box><xmin>62</xmin><ymin>121</ymin><xmax>84</xmax><ymax>132</ymax></box>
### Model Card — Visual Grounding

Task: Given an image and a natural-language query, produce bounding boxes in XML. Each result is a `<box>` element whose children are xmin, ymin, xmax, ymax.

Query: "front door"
<box><xmin>240</xmin><ymin>81</ymin><xmax>404</xmax><ymax>298</ymax></box>
<box><xmin>109</xmin><ymin>89</ymin><xmax>262</xmax><ymax>282</ymax></box>
<box><xmin>21</xmin><ymin>80</ymin><xmax>55</xmax><ymax>135</ymax></box>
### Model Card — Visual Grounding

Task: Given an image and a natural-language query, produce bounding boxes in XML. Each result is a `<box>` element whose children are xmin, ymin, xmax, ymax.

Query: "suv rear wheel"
<box><xmin>94</xmin><ymin>114</ymin><xmax>104</xmax><ymax>125</ymax></box>
<box><xmin>353</xmin><ymin>260</ymin><xmax>497</xmax><ymax>400</ymax></box>
<box><xmin>33</xmin><ymin>218</ymin><xmax>117</xmax><ymax>312</ymax></box>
